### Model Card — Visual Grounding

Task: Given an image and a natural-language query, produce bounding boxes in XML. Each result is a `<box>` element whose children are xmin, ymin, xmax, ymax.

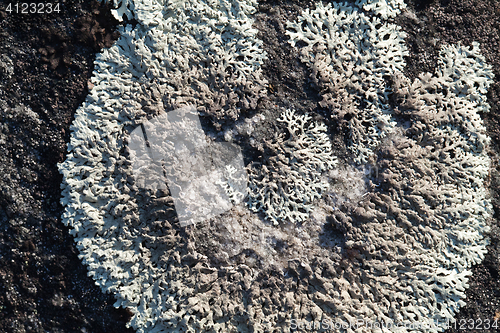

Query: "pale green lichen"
<box><xmin>100</xmin><ymin>0</ymin><xmax>268</xmax><ymax>129</ymax></box>
<box><xmin>246</xmin><ymin>109</ymin><xmax>337</xmax><ymax>225</ymax></box>
<box><xmin>327</xmin><ymin>41</ymin><xmax>493</xmax><ymax>331</ymax></box>
<box><xmin>437</xmin><ymin>42</ymin><xmax>494</xmax><ymax>111</ymax></box>
<box><xmin>59</xmin><ymin>0</ymin><xmax>495</xmax><ymax>332</ymax></box>
<box><xmin>355</xmin><ymin>0</ymin><xmax>407</xmax><ymax>18</ymax></box>
<box><xmin>286</xmin><ymin>1</ymin><xmax>408</xmax><ymax>164</ymax></box>
<box><xmin>59</xmin><ymin>0</ymin><xmax>267</xmax><ymax>331</ymax></box>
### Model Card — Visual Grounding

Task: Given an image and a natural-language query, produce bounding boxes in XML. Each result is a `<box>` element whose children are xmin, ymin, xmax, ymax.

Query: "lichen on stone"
<box><xmin>59</xmin><ymin>0</ymin><xmax>495</xmax><ymax>331</ymax></box>
<box><xmin>327</xmin><ymin>41</ymin><xmax>493</xmax><ymax>330</ymax></box>
<box><xmin>355</xmin><ymin>0</ymin><xmax>407</xmax><ymax>19</ymax></box>
<box><xmin>59</xmin><ymin>0</ymin><xmax>267</xmax><ymax>331</ymax></box>
<box><xmin>286</xmin><ymin>1</ymin><xmax>408</xmax><ymax>164</ymax></box>
<box><xmin>104</xmin><ymin>0</ymin><xmax>135</xmax><ymax>21</ymax></box>
<box><xmin>101</xmin><ymin>0</ymin><xmax>268</xmax><ymax>129</ymax></box>
<box><xmin>437</xmin><ymin>42</ymin><xmax>494</xmax><ymax>112</ymax></box>
<box><xmin>246</xmin><ymin>109</ymin><xmax>337</xmax><ymax>225</ymax></box>
<box><xmin>128</xmin><ymin>105</ymin><xmax>247</xmax><ymax>227</ymax></box>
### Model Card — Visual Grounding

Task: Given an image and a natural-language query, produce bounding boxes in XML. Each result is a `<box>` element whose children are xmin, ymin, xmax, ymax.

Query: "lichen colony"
<box><xmin>59</xmin><ymin>0</ymin><xmax>494</xmax><ymax>332</ymax></box>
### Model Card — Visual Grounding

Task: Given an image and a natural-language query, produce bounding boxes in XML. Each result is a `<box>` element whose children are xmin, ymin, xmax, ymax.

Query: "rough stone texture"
<box><xmin>0</xmin><ymin>1</ymin><xmax>133</xmax><ymax>332</ymax></box>
<box><xmin>1</xmin><ymin>0</ymin><xmax>500</xmax><ymax>332</ymax></box>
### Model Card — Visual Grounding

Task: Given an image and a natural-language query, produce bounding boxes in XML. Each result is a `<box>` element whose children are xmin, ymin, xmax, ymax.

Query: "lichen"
<box><xmin>129</xmin><ymin>105</ymin><xmax>247</xmax><ymax>227</ymax></box>
<box><xmin>246</xmin><ymin>109</ymin><xmax>337</xmax><ymax>225</ymax></box>
<box><xmin>59</xmin><ymin>0</ymin><xmax>267</xmax><ymax>330</ymax></box>
<box><xmin>100</xmin><ymin>0</ymin><xmax>268</xmax><ymax>129</ymax></box>
<box><xmin>286</xmin><ymin>1</ymin><xmax>408</xmax><ymax>164</ymax></box>
<box><xmin>355</xmin><ymin>0</ymin><xmax>407</xmax><ymax>19</ymax></box>
<box><xmin>327</xmin><ymin>41</ymin><xmax>493</xmax><ymax>331</ymax></box>
<box><xmin>59</xmin><ymin>0</ymin><xmax>494</xmax><ymax>332</ymax></box>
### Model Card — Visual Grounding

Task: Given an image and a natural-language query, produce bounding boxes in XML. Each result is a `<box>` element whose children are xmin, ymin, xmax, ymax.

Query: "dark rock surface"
<box><xmin>0</xmin><ymin>0</ymin><xmax>499</xmax><ymax>332</ymax></box>
<box><xmin>0</xmin><ymin>1</ymin><xmax>132</xmax><ymax>332</ymax></box>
